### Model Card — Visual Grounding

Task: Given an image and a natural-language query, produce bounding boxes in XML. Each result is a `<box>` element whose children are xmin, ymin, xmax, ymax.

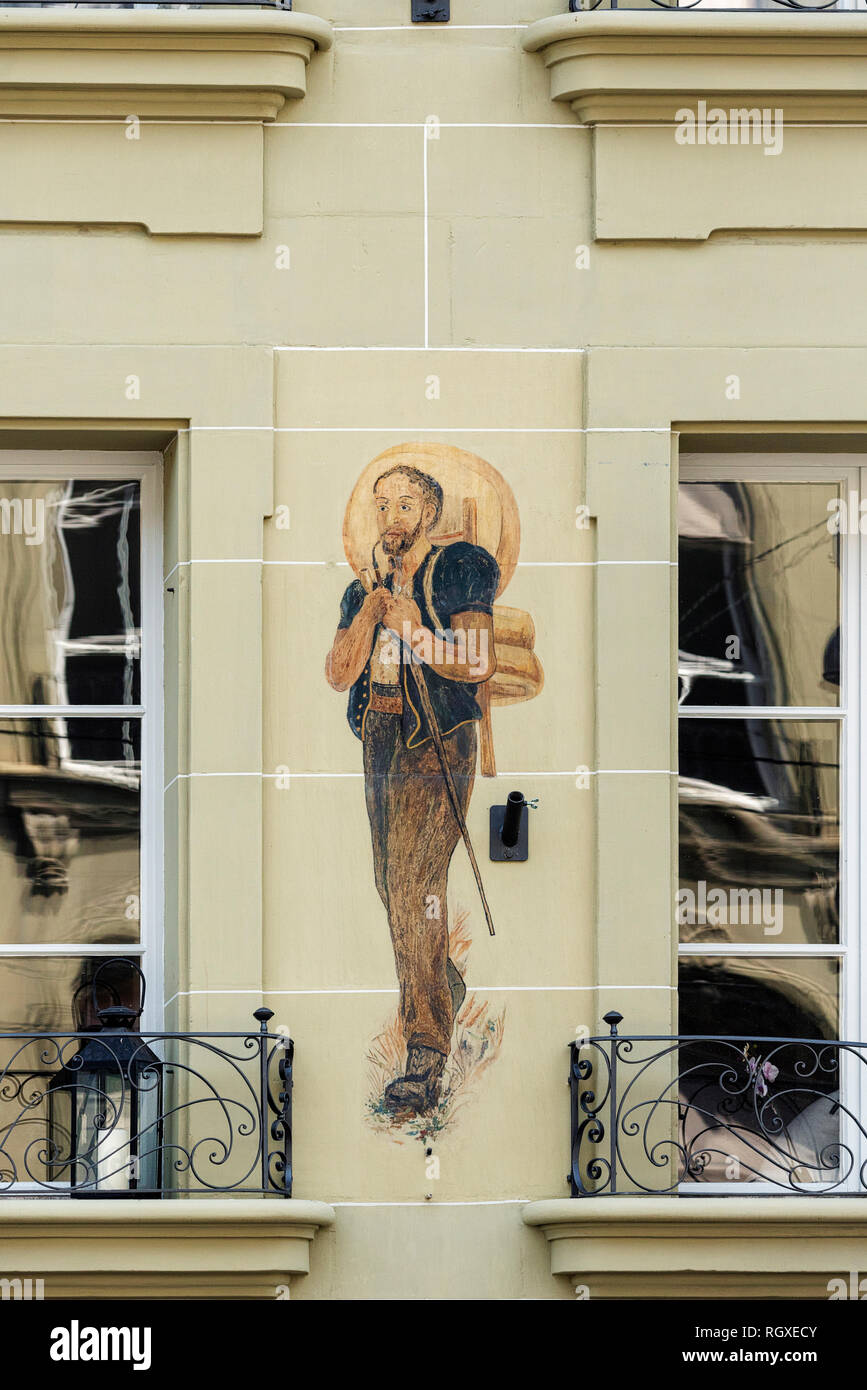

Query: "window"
<box><xmin>677</xmin><ymin>456</ymin><xmax>858</xmax><ymax>1189</ymax></box>
<box><xmin>0</xmin><ymin>453</ymin><xmax>162</xmax><ymax>1043</ymax></box>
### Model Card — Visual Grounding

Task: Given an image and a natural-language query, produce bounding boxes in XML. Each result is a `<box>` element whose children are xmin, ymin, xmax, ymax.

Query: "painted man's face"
<box><xmin>374</xmin><ymin>473</ymin><xmax>434</xmax><ymax>556</ymax></box>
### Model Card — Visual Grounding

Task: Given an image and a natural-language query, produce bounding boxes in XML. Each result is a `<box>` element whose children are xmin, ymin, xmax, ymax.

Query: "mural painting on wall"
<box><xmin>325</xmin><ymin>444</ymin><xmax>543</xmax><ymax>1138</ymax></box>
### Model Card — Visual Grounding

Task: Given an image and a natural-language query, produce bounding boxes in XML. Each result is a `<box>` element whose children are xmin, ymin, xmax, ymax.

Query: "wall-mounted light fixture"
<box><xmin>490</xmin><ymin>790</ymin><xmax>537</xmax><ymax>862</ymax></box>
<box><xmin>412</xmin><ymin>0</ymin><xmax>450</xmax><ymax>21</ymax></box>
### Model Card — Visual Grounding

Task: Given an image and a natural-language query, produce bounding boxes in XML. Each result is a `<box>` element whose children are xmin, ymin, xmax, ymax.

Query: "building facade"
<box><xmin>0</xmin><ymin>0</ymin><xmax>864</xmax><ymax>1302</ymax></box>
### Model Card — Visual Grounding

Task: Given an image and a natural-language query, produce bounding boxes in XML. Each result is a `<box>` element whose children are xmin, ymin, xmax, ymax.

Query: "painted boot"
<box><xmin>447</xmin><ymin>957</ymin><xmax>466</xmax><ymax>1021</ymax></box>
<box><xmin>384</xmin><ymin>1044</ymin><xmax>446</xmax><ymax>1114</ymax></box>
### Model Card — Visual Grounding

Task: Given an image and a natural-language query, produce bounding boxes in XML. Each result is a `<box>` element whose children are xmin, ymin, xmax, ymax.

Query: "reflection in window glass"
<box><xmin>0</xmin><ymin>957</ymin><xmax>143</xmax><ymax>1186</ymax></box>
<box><xmin>678</xmin><ymin>481</ymin><xmax>840</xmax><ymax>708</ymax></box>
<box><xmin>0</xmin><ymin>480</ymin><xmax>140</xmax><ymax>707</ymax></box>
<box><xmin>679</xmin><ymin>719</ymin><xmax>838</xmax><ymax>945</ymax></box>
<box><xmin>0</xmin><ymin>718</ymin><xmax>139</xmax><ymax>946</ymax></box>
<box><xmin>0</xmin><ymin>955</ymin><xmax>142</xmax><ymax>1033</ymax></box>
<box><xmin>677</xmin><ymin>956</ymin><xmax>840</xmax><ymax>1186</ymax></box>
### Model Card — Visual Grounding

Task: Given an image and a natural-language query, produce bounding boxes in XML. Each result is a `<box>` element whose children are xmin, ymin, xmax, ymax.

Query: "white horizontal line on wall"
<box><xmin>519</xmin><ymin>560</ymin><xmax>676</xmax><ymax>566</ymax></box>
<box><xmin>164</xmin><ymin>769</ymin><xmax>676</xmax><ymax>793</ymax></box>
<box><xmin>0</xmin><ymin>114</ymin><xmax>580</xmax><ymax>128</ymax></box>
<box><xmin>183</xmin><ymin>426</ymin><xmax>669</xmax><ymax>434</ymax></box>
<box><xmin>439</xmin><ymin>122</ymin><xmax>581</xmax><ymax>129</ymax></box>
<box><xmin>284</xmin><ymin>768</ymin><xmax>674</xmax><ymax>777</ymax></box>
<box><xmin>186</xmin><ymin>426</ymin><xmax>588</xmax><ymax>433</ymax></box>
<box><xmin>329</xmin><ymin>1200</ymin><xmax>531</xmax><ymax>1207</ymax></box>
<box><xmin>163</xmin><ymin>559</ymin><xmax>674</xmax><ymax>582</ymax></box>
<box><xmin>163</xmin><ymin>984</ymin><xmax>675</xmax><ymax>1008</ymax></box>
<box><xmin>471</xmin><ymin>770</ymin><xmax>675</xmax><ymax>776</ymax></box>
<box><xmin>164</xmin><ymin>989</ymin><xmax>396</xmax><ymax>1006</ymax></box>
<box><xmin>272</xmin><ymin>344</ymin><xmax>588</xmax><ymax>350</ymax></box>
<box><xmin>272</xmin><ymin>122</ymin><xmax>582</xmax><ymax>130</ymax></box>
<box><xmin>5</xmin><ymin>118</ymin><xmax>867</xmax><ymax>130</ymax></box>
<box><xmin>332</xmin><ymin>24</ymin><xmax>530</xmax><ymax>31</ymax></box>
<box><xmin>600</xmin><ymin>122</ymin><xmax>867</xmax><ymax>131</ymax></box>
<box><xmin>279</xmin><ymin>121</ymin><xmax>425</xmax><ymax>129</ymax></box>
<box><xmin>283</xmin><ymin>113</ymin><xmax>867</xmax><ymax>129</ymax></box>
<box><xmin>164</xmin><ymin>772</ymin><xmax>252</xmax><ymax>792</ymax></box>
<box><xmin>162</xmin><ymin>558</ymin><xmax>260</xmax><ymax>584</ymax></box>
<box><xmin>0</xmin><ymin>342</ymin><xmax>592</xmax><ymax>351</ymax></box>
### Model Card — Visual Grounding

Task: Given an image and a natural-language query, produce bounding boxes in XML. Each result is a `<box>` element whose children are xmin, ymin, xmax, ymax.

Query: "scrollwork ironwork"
<box><xmin>569</xmin><ymin>1014</ymin><xmax>866</xmax><ymax>1195</ymax></box>
<box><xmin>0</xmin><ymin>1014</ymin><xmax>294</xmax><ymax>1197</ymax></box>
<box><xmin>569</xmin><ymin>0</ymin><xmax>859</xmax><ymax>12</ymax></box>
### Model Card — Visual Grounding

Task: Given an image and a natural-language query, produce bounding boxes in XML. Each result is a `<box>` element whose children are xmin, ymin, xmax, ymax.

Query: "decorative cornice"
<box><xmin>0</xmin><ymin>1198</ymin><xmax>336</xmax><ymax>1299</ymax></box>
<box><xmin>0</xmin><ymin>8</ymin><xmax>333</xmax><ymax>119</ymax></box>
<box><xmin>524</xmin><ymin>1197</ymin><xmax>867</xmax><ymax>1298</ymax></box>
<box><xmin>523</xmin><ymin>13</ymin><xmax>867</xmax><ymax>123</ymax></box>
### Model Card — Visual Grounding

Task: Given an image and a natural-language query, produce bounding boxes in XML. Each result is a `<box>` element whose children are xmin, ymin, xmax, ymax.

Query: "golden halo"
<box><xmin>342</xmin><ymin>442</ymin><xmax>520</xmax><ymax>597</ymax></box>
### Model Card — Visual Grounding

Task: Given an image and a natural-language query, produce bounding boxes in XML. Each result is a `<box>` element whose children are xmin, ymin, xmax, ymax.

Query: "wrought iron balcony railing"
<box><xmin>570</xmin><ymin>1011</ymin><xmax>865</xmax><ymax>1196</ymax></box>
<box><xmin>0</xmin><ymin>1007</ymin><xmax>293</xmax><ymax>1197</ymax></box>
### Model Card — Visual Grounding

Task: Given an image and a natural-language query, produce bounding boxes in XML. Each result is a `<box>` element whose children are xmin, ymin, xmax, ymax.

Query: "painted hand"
<box><xmin>363</xmin><ymin>587</ymin><xmax>391</xmax><ymax>623</ymax></box>
<box><xmin>384</xmin><ymin>596</ymin><xmax>422</xmax><ymax>637</ymax></box>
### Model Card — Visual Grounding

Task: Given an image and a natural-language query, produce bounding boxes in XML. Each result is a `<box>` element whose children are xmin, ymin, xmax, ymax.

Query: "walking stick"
<box><xmin>360</xmin><ymin>562</ymin><xmax>496</xmax><ymax>937</ymax></box>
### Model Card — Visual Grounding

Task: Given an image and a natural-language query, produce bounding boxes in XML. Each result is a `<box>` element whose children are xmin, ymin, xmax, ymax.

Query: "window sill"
<box><xmin>0</xmin><ymin>8</ymin><xmax>332</xmax><ymax>234</ymax></box>
<box><xmin>523</xmin><ymin>12</ymin><xmax>867</xmax><ymax>125</ymax></box>
<box><xmin>0</xmin><ymin>8</ymin><xmax>332</xmax><ymax>119</ymax></box>
<box><xmin>0</xmin><ymin>1198</ymin><xmax>335</xmax><ymax>1299</ymax></box>
<box><xmin>523</xmin><ymin>1197</ymin><xmax>867</xmax><ymax>1299</ymax></box>
<box><xmin>524</xmin><ymin>12</ymin><xmax>867</xmax><ymax>240</ymax></box>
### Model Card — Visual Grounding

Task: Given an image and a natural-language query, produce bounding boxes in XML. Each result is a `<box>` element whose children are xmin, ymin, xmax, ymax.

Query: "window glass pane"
<box><xmin>0</xmin><ymin>955</ymin><xmax>142</xmax><ymax>1033</ymax></box>
<box><xmin>0</xmin><ymin>957</ymin><xmax>141</xmax><ymax>1189</ymax></box>
<box><xmin>678</xmin><ymin>481</ymin><xmax>840</xmax><ymax>708</ymax></box>
<box><xmin>0</xmin><ymin>480</ymin><xmax>140</xmax><ymax>706</ymax></box>
<box><xmin>679</xmin><ymin>718</ymin><xmax>838</xmax><ymax>944</ymax></box>
<box><xmin>677</xmin><ymin>956</ymin><xmax>841</xmax><ymax>1187</ymax></box>
<box><xmin>0</xmin><ymin>718</ymin><xmax>140</xmax><ymax>945</ymax></box>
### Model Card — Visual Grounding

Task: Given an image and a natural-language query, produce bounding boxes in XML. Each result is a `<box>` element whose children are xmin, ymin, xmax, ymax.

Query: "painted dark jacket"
<box><xmin>337</xmin><ymin>541</ymin><xmax>499</xmax><ymax>749</ymax></box>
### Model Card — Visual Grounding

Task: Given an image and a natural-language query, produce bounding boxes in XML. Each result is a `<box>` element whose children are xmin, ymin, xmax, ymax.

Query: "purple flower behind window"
<box><xmin>744</xmin><ymin>1049</ymin><xmax>779</xmax><ymax>1098</ymax></box>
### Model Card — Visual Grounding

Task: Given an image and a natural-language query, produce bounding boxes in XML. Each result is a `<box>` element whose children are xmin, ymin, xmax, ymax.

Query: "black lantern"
<box><xmin>48</xmin><ymin>959</ymin><xmax>163</xmax><ymax>1198</ymax></box>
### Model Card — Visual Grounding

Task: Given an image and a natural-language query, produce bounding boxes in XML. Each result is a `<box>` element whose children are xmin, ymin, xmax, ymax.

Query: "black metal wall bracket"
<box><xmin>489</xmin><ymin>791</ymin><xmax>538</xmax><ymax>862</ymax></box>
<box><xmin>412</xmin><ymin>0</ymin><xmax>450</xmax><ymax>21</ymax></box>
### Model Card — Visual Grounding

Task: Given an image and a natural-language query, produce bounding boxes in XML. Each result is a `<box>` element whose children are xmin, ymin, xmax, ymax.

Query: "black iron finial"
<box><xmin>603</xmin><ymin>1011</ymin><xmax>623</xmax><ymax>1036</ymax></box>
<box><xmin>254</xmin><ymin>1007</ymin><xmax>274</xmax><ymax>1032</ymax></box>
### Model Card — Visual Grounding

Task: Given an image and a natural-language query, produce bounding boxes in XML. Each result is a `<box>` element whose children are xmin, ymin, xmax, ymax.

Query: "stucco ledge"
<box><xmin>0</xmin><ymin>8</ymin><xmax>334</xmax><ymax>119</ymax></box>
<box><xmin>0</xmin><ymin>1198</ymin><xmax>336</xmax><ymax>1300</ymax></box>
<box><xmin>523</xmin><ymin>1197</ymin><xmax>867</xmax><ymax>1299</ymax></box>
<box><xmin>0</xmin><ymin>10</ymin><xmax>334</xmax><ymax>233</ymax></box>
<box><xmin>523</xmin><ymin>12</ymin><xmax>867</xmax><ymax>124</ymax></box>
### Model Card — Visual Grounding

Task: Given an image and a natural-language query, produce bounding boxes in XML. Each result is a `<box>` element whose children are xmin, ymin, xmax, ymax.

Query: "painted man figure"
<box><xmin>326</xmin><ymin>465</ymin><xmax>498</xmax><ymax>1114</ymax></box>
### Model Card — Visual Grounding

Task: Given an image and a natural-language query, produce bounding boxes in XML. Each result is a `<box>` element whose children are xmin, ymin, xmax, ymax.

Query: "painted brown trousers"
<box><xmin>363</xmin><ymin>708</ymin><xmax>476</xmax><ymax>1058</ymax></box>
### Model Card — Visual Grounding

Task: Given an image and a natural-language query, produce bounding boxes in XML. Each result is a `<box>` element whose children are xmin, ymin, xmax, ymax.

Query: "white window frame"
<box><xmin>678</xmin><ymin>453</ymin><xmax>861</xmax><ymax>1195</ymax></box>
<box><xmin>0</xmin><ymin>451</ymin><xmax>163</xmax><ymax>1031</ymax></box>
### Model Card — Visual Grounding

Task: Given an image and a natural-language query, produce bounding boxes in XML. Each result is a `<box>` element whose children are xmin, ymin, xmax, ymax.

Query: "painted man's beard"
<box><xmin>381</xmin><ymin>518</ymin><xmax>423</xmax><ymax>556</ymax></box>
